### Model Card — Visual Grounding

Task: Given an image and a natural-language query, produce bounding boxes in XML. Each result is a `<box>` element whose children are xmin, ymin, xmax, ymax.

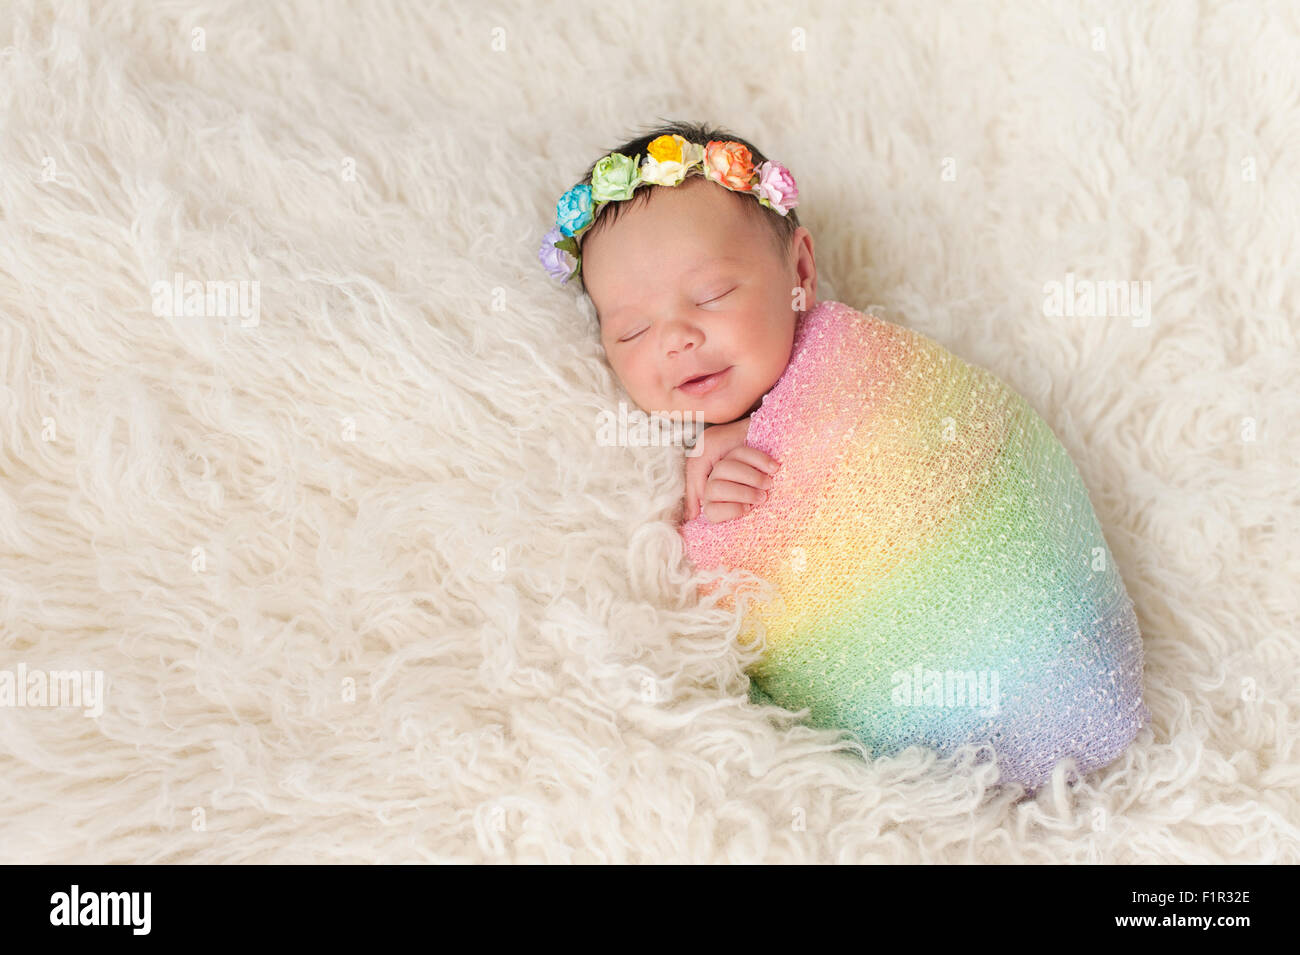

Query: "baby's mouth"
<box><xmin>676</xmin><ymin>367</ymin><xmax>732</xmax><ymax>396</ymax></box>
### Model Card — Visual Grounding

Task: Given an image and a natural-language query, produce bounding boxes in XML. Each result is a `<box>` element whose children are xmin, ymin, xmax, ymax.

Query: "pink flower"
<box><xmin>755</xmin><ymin>160</ymin><xmax>799</xmax><ymax>215</ymax></box>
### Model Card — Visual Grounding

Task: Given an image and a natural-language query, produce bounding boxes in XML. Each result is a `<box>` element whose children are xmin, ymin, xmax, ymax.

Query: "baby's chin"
<box><xmin>622</xmin><ymin>373</ymin><xmax>765</xmax><ymax>424</ymax></box>
<box><xmin>645</xmin><ymin>394</ymin><xmax>761</xmax><ymax>425</ymax></box>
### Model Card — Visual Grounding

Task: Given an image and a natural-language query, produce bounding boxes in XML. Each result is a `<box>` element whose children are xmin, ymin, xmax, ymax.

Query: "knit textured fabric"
<box><xmin>680</xmin><ymin>300</ymin><xmax>1149</xmax><ymax>789</ymax></box>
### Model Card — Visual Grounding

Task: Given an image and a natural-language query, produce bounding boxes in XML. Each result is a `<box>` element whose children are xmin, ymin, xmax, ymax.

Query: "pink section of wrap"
<box><xmin>680</xmin><ymin>300</ymin><xmax>908</xmax><ymax>581</ymax></box>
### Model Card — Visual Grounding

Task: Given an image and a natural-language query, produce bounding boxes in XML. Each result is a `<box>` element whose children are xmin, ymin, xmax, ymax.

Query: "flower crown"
<box><xmin>538</xmin><ymin>134</ymin><xmax>799</xmax><ymax>285</ymax></box>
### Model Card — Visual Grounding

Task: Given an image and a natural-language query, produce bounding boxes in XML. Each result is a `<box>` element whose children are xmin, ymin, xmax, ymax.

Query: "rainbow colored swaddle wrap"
<box><xmin>681</xmin><ymin>300</ymin><xmax>1148</xmax><ymax>789</ymax></box>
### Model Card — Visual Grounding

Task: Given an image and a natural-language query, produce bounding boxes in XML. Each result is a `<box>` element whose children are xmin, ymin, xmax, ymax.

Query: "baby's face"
<box><xmin>580</xmin><ymin>175</ymin><xmax>815</xmax><ymax>425</ymax></box>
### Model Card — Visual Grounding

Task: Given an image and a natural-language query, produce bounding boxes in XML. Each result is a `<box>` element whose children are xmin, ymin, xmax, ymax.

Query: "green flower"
<box><xmin>590</xmin><ymin>152</ymin><xmax>641</xmax><ymax>202</ymax></box>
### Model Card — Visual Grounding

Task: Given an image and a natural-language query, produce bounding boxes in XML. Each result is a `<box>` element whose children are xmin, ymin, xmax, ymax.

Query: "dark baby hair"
<box><xmin>571</xmin><ymin>119</ymin><xmax>802</xmax><ymax>291</ymax></box>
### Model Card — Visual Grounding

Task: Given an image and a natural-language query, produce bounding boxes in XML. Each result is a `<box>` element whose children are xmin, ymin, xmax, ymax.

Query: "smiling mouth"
<box><xmin>677</xmin><ymin>367</ymin><xmax>732</xmax><ymax>395</ymax></box>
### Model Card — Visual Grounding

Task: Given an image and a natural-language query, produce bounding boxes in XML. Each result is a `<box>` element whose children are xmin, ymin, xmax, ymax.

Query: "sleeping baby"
<box><xmin>539</xmin><ymin>120</ymin><xmax>1149</xmax><ymax>791</ymax></box>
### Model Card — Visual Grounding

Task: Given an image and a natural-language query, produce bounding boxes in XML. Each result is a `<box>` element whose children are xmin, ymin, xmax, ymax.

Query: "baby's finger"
<box><xmin>708</xmin><ymin>458</ymin><xmax>776</xmax><ymax>492</ymax></box>
<box><xmin>702</xmin><ymin>500</ymin><xmax>753</xmax><ymax>524</ymax></box>
<box><xmin>704</xmin><ymin>477</ymin><xmax>769</xmax><ymax>506</ymax></box>
<box><xmin>725</xmin><ymin>445</ymin><xmax>782</xmax><ymax>476</ymax></box>
<box><xmin>692</xmin><ymin>469</ymin><xmax>713</xmax><ymax>516</ymax></box>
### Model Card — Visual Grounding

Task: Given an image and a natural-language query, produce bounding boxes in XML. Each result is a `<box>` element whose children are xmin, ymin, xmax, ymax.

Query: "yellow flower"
<box><xmin>647</xmin><ymin>134</ymin><xmax>684</xmax><ymax>164</ymax></box>
<box><xmin>640</xmin><ymin>137</ymin><xmax>705</xmax><ymax>187</ymax></box>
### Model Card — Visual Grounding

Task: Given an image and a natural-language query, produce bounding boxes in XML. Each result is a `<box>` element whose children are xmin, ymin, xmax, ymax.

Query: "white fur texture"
<box><xmin>1</xmin><ymin>0</ymin><xmax>1297</xmax><ymax>863</ymax></box>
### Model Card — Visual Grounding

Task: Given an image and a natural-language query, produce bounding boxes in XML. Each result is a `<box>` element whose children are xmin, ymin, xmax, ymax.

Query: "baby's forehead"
<box><xmin>586</xmin><ymin>213</ymin><xmax>767</xmax><ymax>274</ymax></box>
<box><xmin>596</xmin><ymin>251</ymin><xmax>748</xmax><ymax>295</ymax></box>
<box><xmin>602</xmin><ymin>177</ymin><xmax>762</xmax><ymax>237</ymax></box>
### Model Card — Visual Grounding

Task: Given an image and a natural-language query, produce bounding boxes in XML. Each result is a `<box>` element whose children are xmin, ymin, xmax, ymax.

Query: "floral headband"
<box><xmin>538</xmin><ymin>134</ymin><xmax>799</xmax><ymax>285</ymax></box>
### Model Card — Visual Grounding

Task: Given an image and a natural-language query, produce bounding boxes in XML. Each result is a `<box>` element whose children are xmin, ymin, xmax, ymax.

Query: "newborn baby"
<box><xmin>539</xmin><ymin>121</ymin><xmax>808</xmax><ymax>524</ymax></box>
<box><xmin>539</xmin><ymin>121</ymin><xmax>1148</xmax><ymax>790</ymax></box>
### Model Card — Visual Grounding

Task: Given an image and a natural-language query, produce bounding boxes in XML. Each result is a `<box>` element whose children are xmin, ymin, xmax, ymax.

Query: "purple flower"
<box><xmin>538</xmin><ymin>227</ymin><xmax>577</xmax><ymax>282</ymax></box>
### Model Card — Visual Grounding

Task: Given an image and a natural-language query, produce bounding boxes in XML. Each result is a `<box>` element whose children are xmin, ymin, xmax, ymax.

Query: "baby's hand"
<box><xmin>684</xmin><ymin>416</ymin><xmax>781</xmax><ymax>524</ymax></box>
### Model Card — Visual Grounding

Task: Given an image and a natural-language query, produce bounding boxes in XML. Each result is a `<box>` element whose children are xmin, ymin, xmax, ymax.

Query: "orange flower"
<box><xmin>703</xmin><ymin>140</ymin><xmax>756</xmax><ymax>191</ymax></box>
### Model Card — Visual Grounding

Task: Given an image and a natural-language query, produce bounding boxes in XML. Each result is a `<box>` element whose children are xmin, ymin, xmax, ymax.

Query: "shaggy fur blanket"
<box><xmin>0</xmin><ymin>0</ymin><xmax>1296</xmax><ymax>862</ymax></box>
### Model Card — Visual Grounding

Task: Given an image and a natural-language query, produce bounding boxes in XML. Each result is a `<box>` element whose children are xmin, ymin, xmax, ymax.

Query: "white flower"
<box><xmin>639</xmin><ymin>139</ymin><xmax>705</xmax><ymax>187</ymax></box>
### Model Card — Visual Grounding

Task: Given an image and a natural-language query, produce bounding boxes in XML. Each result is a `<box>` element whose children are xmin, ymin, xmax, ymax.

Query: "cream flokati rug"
<box><xmin>1</xmin><ymin>0</ymin><xmax>1297</xmax><ymax>864</ymax></box>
